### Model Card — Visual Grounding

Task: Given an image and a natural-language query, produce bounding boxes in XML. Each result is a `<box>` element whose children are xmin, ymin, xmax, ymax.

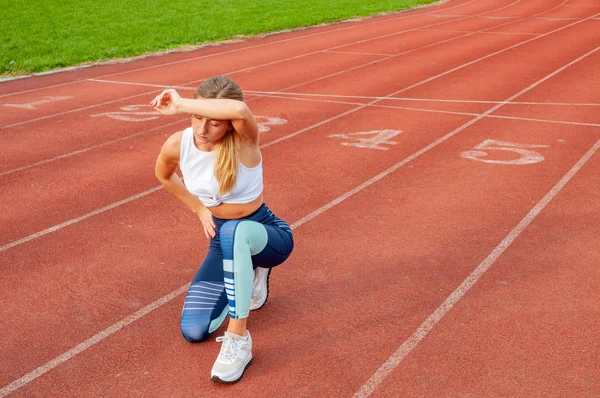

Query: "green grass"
<box><xmin>1</xmin><ymin>0</ymin><xmax>438</xmax><ymax>77</ymax></box>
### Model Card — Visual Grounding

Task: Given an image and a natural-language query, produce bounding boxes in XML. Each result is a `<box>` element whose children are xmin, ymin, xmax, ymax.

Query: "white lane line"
<box><xmin>322</xmin><ymin>50</ymin><xmax>395</xmax><ymax>56</ymax></box>
<box><xmin>0</xmin><ymin>284</ymin><xmax>191</xmax><ymax>398</ymax></box>
<box><xmin>0</xmin><ymin>186</ymin><xmax>162</xmax><ymax>253</ymax></box>
<box><xmin>254</xmin><ymin>93</ymin><xmax>600</xmax><ymax>128</ymax></box>
<box><xmin>0</xmin><ymin>118</ymin><xmax>189</xmax><ymax>177</ymax></box>
<box><xmin>353</xmin><ymin>46</ymin><xmax>600</xmax><ymax>398</ymax></box>
<box><xmin>87</xmin><ymin>80</ymin><xmax>194</xmax><ymax>91</ymax></box>
<box><xmin>416</xmin><ymin>28</ymin><xmax>541</xmax><ymax>36</ymax></box>
<box><xmin>354</xmin><ymin>137</ymin><xmax>600</xmax><ymax>398</ymax></box>
<box><xmin>0</xmin><ymin>0</ymin><xmax>478</xmax><ymax>98</ymax></box>
<box><xmin>246</xmin><ymin>90</ymin><xmax>600</xmax><ymax>106</ymax></box>
<box><xmin>536</xmin><ymin>17</ymin><xmax>581</xmax><ymax>20</ymax></box>
<box><xmin>481</xmin><ymin>15</ymin><xmax>521</xmax><ymax>19</ymax></box>
<box><xmin>429</xmin><ymin>14</ymin><xmax>471</xmax><ymax>18</ymax></box>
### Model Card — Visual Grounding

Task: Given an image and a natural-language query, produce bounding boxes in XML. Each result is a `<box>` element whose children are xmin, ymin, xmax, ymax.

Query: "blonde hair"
<box><xmin>194</xmin><ymin>76</ymin><xmax>244</xmax><ymax>196</ymax></box>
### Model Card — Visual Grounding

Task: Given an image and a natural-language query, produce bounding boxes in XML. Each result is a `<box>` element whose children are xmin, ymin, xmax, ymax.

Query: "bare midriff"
<box><xmin>208</xmin><ymin>194</ymin><xmax>264</xmax><ymax>220</ymax></box>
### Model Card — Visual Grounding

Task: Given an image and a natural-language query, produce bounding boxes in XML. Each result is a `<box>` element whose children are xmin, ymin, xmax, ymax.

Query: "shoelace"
<box><xmin>216</xmin><ymin>335</ymin><xmax>244</xmax><ymax>362</ymax></box>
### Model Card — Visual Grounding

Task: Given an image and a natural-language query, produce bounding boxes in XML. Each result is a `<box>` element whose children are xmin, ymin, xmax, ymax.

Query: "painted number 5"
<box><xmin>461</xmin><ymin>139</ymin><xmax>549</xmax><ymax>165</ymax></box>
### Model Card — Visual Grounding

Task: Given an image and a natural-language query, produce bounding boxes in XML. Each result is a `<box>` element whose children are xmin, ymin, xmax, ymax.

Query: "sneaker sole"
<box><xmin>251</xmin><ymin>268</ymin><xmax>271</xmax><ymax>311</ymax></box>
<box><xmin>211</xmin><ymin>359</ymin><xmax>253</xmax><ymax>384</ymax></box>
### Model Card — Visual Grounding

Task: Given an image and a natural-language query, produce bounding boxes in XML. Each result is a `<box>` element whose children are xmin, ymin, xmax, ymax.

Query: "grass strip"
<box><xmin>1</xmin><ymin>0</ymin><xmax>438</xmax><ymax>77</ymax></box>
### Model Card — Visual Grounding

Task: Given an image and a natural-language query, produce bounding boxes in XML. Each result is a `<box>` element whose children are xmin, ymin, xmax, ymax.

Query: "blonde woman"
<box><xmin>151</xmin><ymin>76</ymin><xmax>294</xmax><ymax>383</ymax></box>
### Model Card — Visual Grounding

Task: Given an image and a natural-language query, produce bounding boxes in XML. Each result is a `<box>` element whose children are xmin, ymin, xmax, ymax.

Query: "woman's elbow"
<box><xmin>234</xmin><ymin>101</ymin><xmax>251</xmax><ymax>120</ymax></box>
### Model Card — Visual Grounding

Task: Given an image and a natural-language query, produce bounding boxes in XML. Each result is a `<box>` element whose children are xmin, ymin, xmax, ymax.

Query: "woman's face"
<box><xmin>191</xmin><ymin>115</ymin><xmax>231</xmax><ymax>148</ymax></box>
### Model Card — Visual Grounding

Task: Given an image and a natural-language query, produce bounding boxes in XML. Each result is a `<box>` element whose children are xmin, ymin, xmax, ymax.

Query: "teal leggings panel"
<box><xmin>220</xmin><ymin>220</ymin><xmax>268</xmax><ymax>319</ymax></box>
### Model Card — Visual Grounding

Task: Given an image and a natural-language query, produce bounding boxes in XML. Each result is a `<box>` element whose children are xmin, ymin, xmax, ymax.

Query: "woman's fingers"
<box><xmin>150</xmin><ymin>90</ymin><xmax>180</xmax><ymax>114</ymax></box>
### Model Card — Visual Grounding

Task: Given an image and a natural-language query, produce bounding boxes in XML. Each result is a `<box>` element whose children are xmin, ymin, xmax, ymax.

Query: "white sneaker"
<box><xmin>250</xmin><ymin>267</ymin><xmax>271</xmax><ymax>311</ymax></box>
<box><xmin>211</xmin><ymin>331</ymin><xmax>253</xmax><ymax>384</ymax></box>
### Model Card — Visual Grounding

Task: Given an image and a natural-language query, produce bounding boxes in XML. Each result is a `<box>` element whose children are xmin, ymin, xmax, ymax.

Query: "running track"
<box><xmin>1</xmin><ymin>0</ymin><xmax>599</xmax><ymax>396</ymax></box>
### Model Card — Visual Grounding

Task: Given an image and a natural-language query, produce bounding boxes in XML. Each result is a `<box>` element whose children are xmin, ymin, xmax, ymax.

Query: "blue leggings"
<box><xmin>181</xmin><ymin>203</ymin><xmax>293</xmax><ymax>342</ymax></box>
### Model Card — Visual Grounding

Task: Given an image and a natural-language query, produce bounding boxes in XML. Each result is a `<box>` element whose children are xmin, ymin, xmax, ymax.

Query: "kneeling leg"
<box><xmin>180</xmin><ymin>249</ymin><xmax>229</xmax><ymax>342</ymax></box>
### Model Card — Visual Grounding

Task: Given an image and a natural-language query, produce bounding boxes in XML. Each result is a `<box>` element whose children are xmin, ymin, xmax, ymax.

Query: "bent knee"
<box><xmin>181</xmin><ymin>315</ymin><xmax>211</xmax><ymax>342</ymax></box>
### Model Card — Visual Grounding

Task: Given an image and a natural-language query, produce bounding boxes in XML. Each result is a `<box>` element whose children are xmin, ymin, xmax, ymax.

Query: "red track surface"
<box><xmin>1</xmin><ymin>0</ymin><xmax>599</xmax><ymax>396</ymax></box>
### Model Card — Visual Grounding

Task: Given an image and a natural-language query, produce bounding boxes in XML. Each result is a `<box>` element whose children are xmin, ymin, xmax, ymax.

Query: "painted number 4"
<box><xmin>461</xmin><ymin>139</ymin><xmax>549</xmax><ymax>165</ymax></box>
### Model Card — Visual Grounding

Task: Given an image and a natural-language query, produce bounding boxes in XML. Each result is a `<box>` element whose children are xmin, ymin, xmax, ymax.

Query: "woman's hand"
<box><xmin>196</xmin><ymin>206</ymin><xmax>216</xmax><ymax>239</ymax></box>
<box><xmin>150</xmin><ymin>89</ymin><xmax>182</xmax><ymax>115</ymax></box>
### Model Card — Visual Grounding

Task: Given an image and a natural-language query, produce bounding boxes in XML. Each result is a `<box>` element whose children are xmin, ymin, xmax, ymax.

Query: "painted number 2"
<box><xmin>461</xmin><ymin>139</ymin><xmax>549</xmax><ymax>165</ymax></box>
<box><xmin>91</xmin><ymin>105</ymin><xmax>161</xmax><ymax>121</ymax></box>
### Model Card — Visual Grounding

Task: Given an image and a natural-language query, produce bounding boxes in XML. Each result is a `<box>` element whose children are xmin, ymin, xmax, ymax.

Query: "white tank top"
<box><xmin>179</xmin><ymin>127</ymin><xmax>263</xmax><ymax>207</ymax></box>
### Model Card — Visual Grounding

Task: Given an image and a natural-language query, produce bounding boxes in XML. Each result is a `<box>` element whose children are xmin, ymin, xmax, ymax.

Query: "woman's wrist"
<box><xmin>191</xmin><ymin>202</ymin><xmax>206</xmax><ymax>214</ymax></box>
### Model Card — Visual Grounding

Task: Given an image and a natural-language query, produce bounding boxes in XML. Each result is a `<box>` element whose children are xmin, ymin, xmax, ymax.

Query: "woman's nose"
<box><xmin>199</xmin><ymin>118</ymin><xmax>208</xmax><ymax>131</ymax></box>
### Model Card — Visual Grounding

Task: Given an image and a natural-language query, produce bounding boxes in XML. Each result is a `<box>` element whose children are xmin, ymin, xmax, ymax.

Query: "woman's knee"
<box><xmin>180</xmin><ymin>319</ymin><xmax>211</xmax><ymax>342</ymax></box>
<box><xmin>220</xmin><ymin>220</ymin><xmax>268</xmax><ymax>257</ymax></box>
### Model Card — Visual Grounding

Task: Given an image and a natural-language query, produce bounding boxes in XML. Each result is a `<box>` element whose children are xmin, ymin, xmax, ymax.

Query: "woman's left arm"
<box><xmin>151</xmin><ymin>89</ymin><xmax>259</xmax><ymax>143</ymax></box>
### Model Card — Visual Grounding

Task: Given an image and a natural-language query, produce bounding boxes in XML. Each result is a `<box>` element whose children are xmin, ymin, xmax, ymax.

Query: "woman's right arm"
<box><xmin>155</xmin><ymin>132</ymin><xmax>216</xmax><ymax>237</ymax></box>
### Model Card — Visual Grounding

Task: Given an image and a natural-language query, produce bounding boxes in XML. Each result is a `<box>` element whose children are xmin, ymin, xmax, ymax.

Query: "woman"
<box><xmin>151</xmin><ymin>76</ymin><xmax>294</xmax><ymax>384</ymax></box>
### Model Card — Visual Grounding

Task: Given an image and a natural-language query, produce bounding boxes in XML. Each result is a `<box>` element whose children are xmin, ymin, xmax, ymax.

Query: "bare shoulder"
<box><xmin>161</xmin><ymin>130</ymin><xmax>184</xmax><ymax>159</ymax></box>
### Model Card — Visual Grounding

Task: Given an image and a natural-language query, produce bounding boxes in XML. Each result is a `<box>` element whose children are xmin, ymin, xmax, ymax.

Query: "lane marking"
<box><xmin>0</xmin><ymin>118</ymin><xmax>189</xmax><ymax>177</ymax></box>
<box><xmin>354</xmin><ymin>137</ymin><xmax>600</xmax><ymax>397</ymax></box>
<box><xmin>429</xmin><ymin>14</ymin><xmax>470</xmax><ymax>18</ymax></box>
<box><xmin>0</xmin><ymin>284</ymin><xmax>191</xmax><ymax>397</ymax></box>
<box><xmin>246</xmin><ymin>90</ymin><xmax>600</xmax><ymax>106</ymax></box>
<box><xmin>0</xmin><ymin>186</ymin><xmax>163</xmax><ymax>253</ymax></box>
<box><xmin>322</xmin><ymin>50</ymin><xmax>395</xmax><ymax>56</ymax></box>
<box><xmin>416</xmin><ymin>28</ymin><xmax>540</xmax><ymax>36</ymax></box>
<box><xmin>87</xmin><ymin>80</ymin><xmax>194</xmax><ymax>91</ymax></box>
<box><xmin>0</xmin><ymin>0</ymin><xmax>478</xmax><ymax>98</ymax></box>
<box><xmin>481</xmin><ymin>15</ymin><xmax>521</xmax><ymax>19</ymax></box>
<box><xmin>3</xmin><ymin>3</ymin><xmax>528</xmax><ymax>173</ymax></box>
<box><xmin>2</xmin><ymin>96</ymin><xmax>72</xmax><ymax>110</ymax></box>
<box><xmin>535</xmin><ymin>17</ymin><xmax>581</xmax><ymax>20</ymax></box>
<box><xmin>253</xmin><ymin>93</ymin><xmax>600</xmax><ymax>128</ymax></box>
<box><xmin>90</xmin><ymin>104</ymin><xmax>162</xmax><ymax>122</ymax></box>
<box><xmin>1</xmin><ymin>0</ymin><xmax>521</xmax><ymax>129</ymax></box>
<box><xmin>353</xmin><ymin>45</ymin><xmax>600</xmax><ymax>398</ymax></box>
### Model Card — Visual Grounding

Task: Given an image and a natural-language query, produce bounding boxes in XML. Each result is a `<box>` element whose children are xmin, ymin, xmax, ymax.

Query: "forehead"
<box><xmin>192</xmin><ymin>115</ymin><xmax>227</xmax><ymax>124</ymax></box>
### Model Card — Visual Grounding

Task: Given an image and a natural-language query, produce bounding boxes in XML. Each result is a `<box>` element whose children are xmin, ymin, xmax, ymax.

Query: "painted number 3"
<box><xmin>461</xmin><ymin>139</ymin><xmax>549</xmax><ymax>165</ymax></box>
